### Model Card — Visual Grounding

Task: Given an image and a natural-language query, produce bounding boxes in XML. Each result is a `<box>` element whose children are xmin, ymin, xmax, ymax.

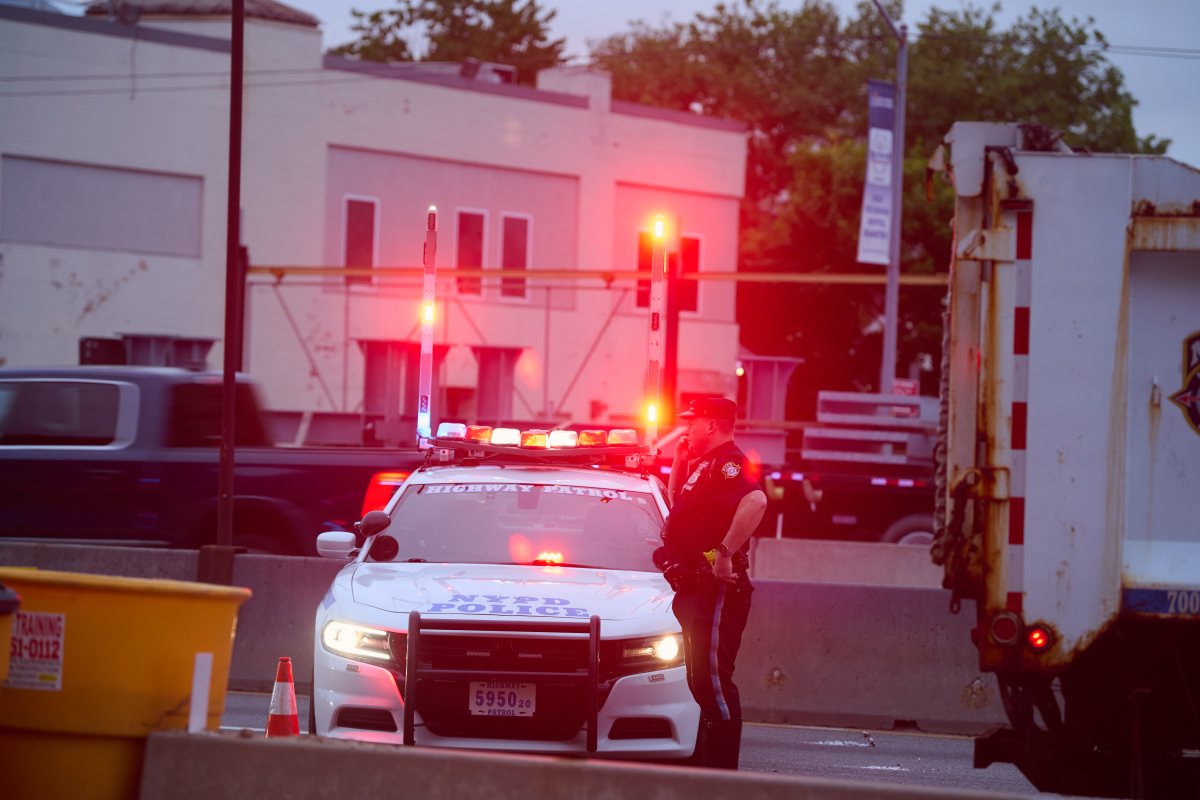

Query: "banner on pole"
<box><xmin>856</xmin><ymin>80</ymin><xmax>895</xmax><ymax>266</ymax></box>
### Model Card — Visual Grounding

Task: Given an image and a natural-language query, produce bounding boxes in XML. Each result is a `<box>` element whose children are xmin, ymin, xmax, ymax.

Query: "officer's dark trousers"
<box><xmin>672</xmin><ymin>576</ymin><xmax>753</xmax><ymax>768</ymax></box>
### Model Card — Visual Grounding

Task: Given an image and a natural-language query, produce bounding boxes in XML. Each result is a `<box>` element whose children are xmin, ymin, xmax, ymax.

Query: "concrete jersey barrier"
<box><xmin>0</xmin><ymin>542</ymin><xmax>1005</xmax><ymax>734</ymax></box>
<box><xmin>140</xmin><ymin>730</ymin><xmax>1032</xmax><ymax>800</ymax></box>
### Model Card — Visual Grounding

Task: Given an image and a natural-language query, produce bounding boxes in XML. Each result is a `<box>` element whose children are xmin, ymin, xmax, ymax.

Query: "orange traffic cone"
<box><xmin>266</xmin><ymin>656</ymin><xmax>300</xmax><ymax>737</ymax></box>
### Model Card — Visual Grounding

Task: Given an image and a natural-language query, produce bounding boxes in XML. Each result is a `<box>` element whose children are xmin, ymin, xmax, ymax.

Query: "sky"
<box><xmin>302</xmin><ymin>0</ymin><xmax>1200</xmax><ymax>167</ymax></box>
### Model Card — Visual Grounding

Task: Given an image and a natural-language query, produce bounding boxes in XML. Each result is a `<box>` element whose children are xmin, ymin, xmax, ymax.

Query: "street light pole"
<box><xmin>871</xmin><ymin>1</ymin><xmax>907</xmax><ymax>394</ymax></box>
<box><xmin>199</xmin><ymin>0</ymin><xmax>244</xmax><ymax>585</ymax></box>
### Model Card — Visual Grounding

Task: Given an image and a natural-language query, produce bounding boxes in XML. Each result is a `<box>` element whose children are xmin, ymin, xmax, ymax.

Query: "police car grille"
<box><xmin>419</xmin><ymin>635</ymin><xmax>585</xmax><ymax>671</ymax></box>
<box><xmin>412</xmin><ymin>634</ymin><xmax>609</xmax><ymax>741</ymax></box>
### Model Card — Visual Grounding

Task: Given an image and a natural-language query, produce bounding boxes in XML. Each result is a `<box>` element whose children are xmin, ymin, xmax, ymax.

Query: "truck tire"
<box><xmin>881</xmin><ymin>514</ymin><xmax>936</xmax><ymax>546</ymax></box>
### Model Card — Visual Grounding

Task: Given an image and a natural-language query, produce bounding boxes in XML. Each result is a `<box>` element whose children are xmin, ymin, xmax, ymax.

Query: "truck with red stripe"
<box><xmin>933</xmin><ymin>122</ymin><xmax>1200</xmax><ymax>797</ymax></box>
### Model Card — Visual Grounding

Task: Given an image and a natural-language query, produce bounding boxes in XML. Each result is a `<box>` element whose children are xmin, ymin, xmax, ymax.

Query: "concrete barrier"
<box><xmin>750</xmin><ymin>538</ymin><xmax>944</xmax><ymax>587</ymax></box>
<box><xmin>139</xmin><ymin>730</ymin><xmax>1030</xmax><ymax>800</ymax></box>
<box><xmin>0</xmin><ymin>543</ymin><xmax>1005</xmax><ymax>733</ymax></box>
<box><xmin>741</xmin><ymin>582</ymin><xmax>1002</xmax><ymax>734</ymax></box>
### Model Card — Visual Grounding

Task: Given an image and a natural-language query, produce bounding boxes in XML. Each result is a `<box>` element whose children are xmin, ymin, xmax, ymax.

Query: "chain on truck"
<box><xmin>932</xmin><ymin>122</ymin><xmax>1200</xmax><ymax>798</ymax></box>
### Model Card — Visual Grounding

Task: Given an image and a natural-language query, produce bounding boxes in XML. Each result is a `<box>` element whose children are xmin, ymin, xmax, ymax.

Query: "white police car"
<box><xmin>311</xmin><ymin>424</ymin><xmax>699</xmax><ymax>759</ymax></box>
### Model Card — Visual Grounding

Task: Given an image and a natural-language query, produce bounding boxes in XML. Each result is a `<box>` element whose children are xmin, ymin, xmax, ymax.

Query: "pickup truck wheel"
<box><xmin>881</xmin><ymin>514</ymin><xmax>936</xmax><ymax>547</ymax></box>
<box><xmin>234</xmin><ymin>510</ymin><xmax>296</xmax><ymax>555</ymax></box>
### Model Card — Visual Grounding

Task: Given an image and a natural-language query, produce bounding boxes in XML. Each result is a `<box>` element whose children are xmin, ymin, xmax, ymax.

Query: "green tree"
<box><xmin>590</xmin><ymin>0</ymin><xmax>1166</xmax><ymax>409</ymax></box>
<box><xmin>331</xmin><ymin>0</ymin><xmax>566</xmax><ymax>85</ymax></box>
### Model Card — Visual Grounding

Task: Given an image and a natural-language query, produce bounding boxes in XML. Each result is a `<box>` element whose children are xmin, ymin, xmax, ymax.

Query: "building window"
<box><xmin>636</xmin><ymin>232</ymin><xmax>699</xmax><ymax>312</ymax></box>
<box><xmin>636</xmin><ymin>232</ymin><xmax>652</xmax><ymax>307</ymax></box>
<box><xmin>343</xmin><ymin>197</ymin><xmax>377</xmax><ymax>285</ymax></box>
<box><xmin>456</xmin><ymin>211</ymin><xmax>485</xmax><ymax>295</ymax></box>
<box><xmin>678</xmin><ymin>235</ymin><xmax>700</xmax><ymax>312</ymax></box>
<box><xmin>500</xmin><ymin>214</ymin><xmax>530</xmax><ymax>299</ymax></box>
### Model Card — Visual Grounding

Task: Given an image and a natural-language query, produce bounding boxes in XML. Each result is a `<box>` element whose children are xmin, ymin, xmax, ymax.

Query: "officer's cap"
<box><xmin>676</xmin><ymin>396</ymin><xmax>737</xmax><ymax>422</ymax></box>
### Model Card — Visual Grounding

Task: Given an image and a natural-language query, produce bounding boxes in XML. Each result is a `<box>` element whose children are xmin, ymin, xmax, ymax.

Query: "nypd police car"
<box><xmin>311</xmin><ymin>424</ymin><xmax>699</xmax><ymax>759</ymax></box>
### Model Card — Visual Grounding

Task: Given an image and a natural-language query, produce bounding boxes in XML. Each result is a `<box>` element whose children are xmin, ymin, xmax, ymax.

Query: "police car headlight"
<box><xmin>618</xmin><ymin>634</ymin><xmax>683</xmax><ymax>673</ymax></box>
<box><xmin>321</xmin><ymin>621</ymin><xmax>392</xmax><ymax>661</ymax></box>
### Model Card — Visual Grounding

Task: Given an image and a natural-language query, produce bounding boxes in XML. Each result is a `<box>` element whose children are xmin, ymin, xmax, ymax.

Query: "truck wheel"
<box><xmin>881</xmin><ymin>514</ymin><xmax>936</xmax><ymax>546</ymax></box>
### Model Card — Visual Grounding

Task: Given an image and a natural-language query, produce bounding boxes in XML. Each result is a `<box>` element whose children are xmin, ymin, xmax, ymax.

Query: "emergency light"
<box><xmin>578</xmin><ymin>430</ymin><xmax>607</xmax><ymax>447</ymax></box>
<box><xmin>490</xmin><ymin>428</ymin><xmax>521</xmax><ymax>446</ymax></box>
<box><xmin>548</xmin><ymin>430</ymin><xmax>578</xmax><ymax>448</ymax></box>
<box><xmin>520</xmin><ymin>430</ymin><xmax>549</xmax><ymax>448</ymax></box>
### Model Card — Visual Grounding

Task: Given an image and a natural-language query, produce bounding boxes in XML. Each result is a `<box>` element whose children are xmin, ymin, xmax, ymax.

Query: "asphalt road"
<box><xmin>222</xmin><ymin>691</ymin><xmax>1039</xmax><ymax>796</ymax></box>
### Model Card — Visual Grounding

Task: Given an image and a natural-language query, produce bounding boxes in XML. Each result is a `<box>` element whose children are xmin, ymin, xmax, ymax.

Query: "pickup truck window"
<box><xmin>0</xmin><ymin>380</ymin><xmax>120</xmax><ymax>446</ymax></box>
<box><xmin>166</xmin><ymin>382</ymin><xmax>269</xmax><ymax>447</ymax></box>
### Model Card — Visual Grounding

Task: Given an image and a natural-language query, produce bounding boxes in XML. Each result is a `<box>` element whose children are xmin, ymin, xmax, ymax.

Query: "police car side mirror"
<box><xmin>316</xmin><ymin>530</ymin><xmax>357</xmax><ymax>559</ymax></box>
<box><xmin>356</xmin><ymin>510</ymin><xmax>391</xmax><ymax>540</ymax></box>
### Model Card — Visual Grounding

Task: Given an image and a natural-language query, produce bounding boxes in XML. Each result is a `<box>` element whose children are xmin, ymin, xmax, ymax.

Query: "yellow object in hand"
<box><xmin>703</xmin><ymin>550</ymin><xmax>717</xmax><ymax>566</ymax></box>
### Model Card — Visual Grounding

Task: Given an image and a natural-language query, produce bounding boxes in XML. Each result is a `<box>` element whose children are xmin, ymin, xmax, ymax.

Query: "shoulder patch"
<box><xmin>720</xmin><ymin>460</ymin><xmax>741</xmax><ymax>479</ymax></box>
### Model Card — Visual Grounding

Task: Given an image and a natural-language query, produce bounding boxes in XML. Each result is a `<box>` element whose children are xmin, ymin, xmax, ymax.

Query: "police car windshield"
<box><xmin>374</xmin><ymin>482</ymin><xmax>663</xmax><ymax>571</ymax></box>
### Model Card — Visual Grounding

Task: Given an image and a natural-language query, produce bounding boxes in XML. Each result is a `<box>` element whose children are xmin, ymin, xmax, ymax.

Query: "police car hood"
<box><xmin>349</xmin><ymin>562</ymin><xmax>673</xmax><ymax>621</ymax></box>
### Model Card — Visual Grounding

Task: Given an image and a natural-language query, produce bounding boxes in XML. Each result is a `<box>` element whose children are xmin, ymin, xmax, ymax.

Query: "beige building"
<box><xmin>0</xmin><ymin>1</ymin><xmax>747</xmax><ymax>441</ymax></box>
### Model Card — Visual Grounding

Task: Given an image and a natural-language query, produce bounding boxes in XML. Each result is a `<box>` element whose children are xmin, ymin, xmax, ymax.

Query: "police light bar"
<box><xmin>425</xmin><ymin>425</ymin><xmax>648</xmax><ymax>462</ymax></box>
<box><xmin>431</xmin><ymin>425</ymin><xmax>643</xmax><ymax>451</ymax></box>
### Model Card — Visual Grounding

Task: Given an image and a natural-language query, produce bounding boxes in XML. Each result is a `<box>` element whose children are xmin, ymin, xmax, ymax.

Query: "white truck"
<box><xmin>933</xmin><ymin>122</ymin><xmax>1200</xmax><ymax>798</ymax></box>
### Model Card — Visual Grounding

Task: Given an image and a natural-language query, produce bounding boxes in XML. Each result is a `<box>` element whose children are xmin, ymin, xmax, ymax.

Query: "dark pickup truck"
<box><xmin>0</xmin><ymin>366</ymin><xmax>425</xmax><ymax>555</ymax></box>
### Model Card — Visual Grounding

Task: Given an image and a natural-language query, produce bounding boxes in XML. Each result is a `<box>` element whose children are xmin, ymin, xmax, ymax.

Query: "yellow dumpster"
<box><xmin>0</xmin><ymin>581</ymin><xmax>19</xmax><ymax>683</ymax></box>
<box><xmin>0</xmin><ymin>568</ymin><xmax>250</xmax><ymax>800</ymax></box>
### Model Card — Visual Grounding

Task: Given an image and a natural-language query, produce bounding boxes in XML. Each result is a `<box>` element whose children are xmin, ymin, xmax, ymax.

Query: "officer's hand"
<box><xmin>713</xmin><ymin>553</ymin><xmax>736</xmax><ymax>584</ymax></box>
<box><xmin>673</xmin><ymin>435</ymin><xmax>691</xmax><ymax>466</ymax></box>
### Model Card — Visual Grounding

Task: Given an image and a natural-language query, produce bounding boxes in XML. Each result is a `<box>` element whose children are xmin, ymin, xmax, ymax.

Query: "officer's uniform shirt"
<box><xmin>663</xmin><ymin>441</ymin><xmax>760</xmax><ymax>560</ymax></box>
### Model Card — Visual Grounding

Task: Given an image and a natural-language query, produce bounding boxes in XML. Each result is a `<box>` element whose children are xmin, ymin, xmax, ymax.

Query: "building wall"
<box><xmin>0</xmin><ymin>9</ymin><xmax>232</xmax><ymax>367</ymax></box>
<box><xmin>0</xmin><ymin>6</ymin><xmax>747</xmax><ymax>428</ymax></box>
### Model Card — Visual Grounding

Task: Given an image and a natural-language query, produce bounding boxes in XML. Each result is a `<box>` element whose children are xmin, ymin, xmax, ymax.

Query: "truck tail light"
<box><xmin>361</xmin><ymin>471</ymin><xmax>410</xmax><ymax>517</ymax></box>
<box><xmin>1026</xmin><ymin>624</ymin><xmax>1052</xmax><ymax>653</ymax></box>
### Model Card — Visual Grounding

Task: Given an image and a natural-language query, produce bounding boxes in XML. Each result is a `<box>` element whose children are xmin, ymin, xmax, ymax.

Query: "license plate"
<box><xmin>469</xmin><ymin>681</ymin><xmax>535</xmax><ymax>717</ymax></box>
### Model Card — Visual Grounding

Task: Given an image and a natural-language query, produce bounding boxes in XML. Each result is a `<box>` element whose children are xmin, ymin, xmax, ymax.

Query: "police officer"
<box><xmin>661</xmin><ymin>396</ymin><xmax>767</xmax><ymax>769</ymax></box>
